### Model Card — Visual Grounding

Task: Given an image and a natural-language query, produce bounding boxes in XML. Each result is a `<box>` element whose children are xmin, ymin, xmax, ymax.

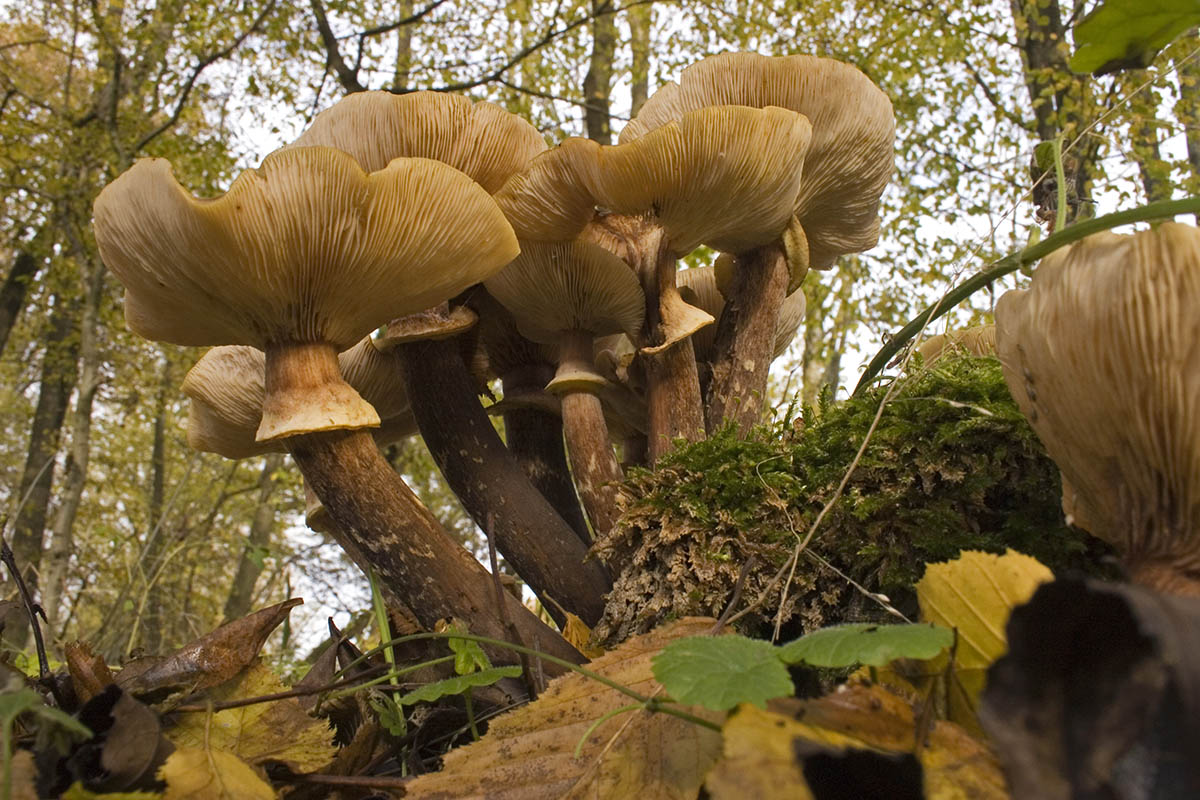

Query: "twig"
<box><xmin>0</xmin><ymin>534</ymin><xmax>51</xmax><ymax>689</ymax></box>
<box><xmin>172</xmin><ymin>665</ymin><xmax>388</xmax><ymax>713</ymax></box>
<box><xmin>710</xmin><ymin>556</ymin><xmax>756</xmax><ymax>634</ymax></box>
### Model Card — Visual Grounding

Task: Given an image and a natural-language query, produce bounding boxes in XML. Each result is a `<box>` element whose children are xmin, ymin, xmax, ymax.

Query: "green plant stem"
<box><xmin>853</xmin><ymin>197</ymin><xmax>1200</xmax><ymax>395</ymax></box>
<box><xmin>334</xmin><ymin>631</ymin><xmax>723</xmax><ymax>733</ymax></box>
<box><xmin>464</xmin><ymin>692</ymin><xmax>479</xmax><ymax>740</ymax></box>
<box><xmin>1052</xmin><ymin>135</ymin><xmax>1067</xmax><ymax>233</ymax></box>
<box><xmin>574</xmin><ymin>703</ymin><xmax>644</xmax><ymax>758</ymax></box>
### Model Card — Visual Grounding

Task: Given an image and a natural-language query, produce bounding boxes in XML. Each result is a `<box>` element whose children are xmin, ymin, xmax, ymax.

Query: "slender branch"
<box><xmin>854</xmin><ymin>197</ymin><xmax>1200</xmax><ymax>394</ymax></box>
<box><xmin>310</xmin><ymin>0</ymin><xmax>365</xmax><ymax>93</ymax></box>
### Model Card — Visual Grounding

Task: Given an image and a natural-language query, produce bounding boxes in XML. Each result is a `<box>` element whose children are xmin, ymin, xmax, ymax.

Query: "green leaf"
<box><xmin>444</xmin><ymin>624</ymin><xmax>492</xmax><ymax>675</ymax></box>
<box><xmin>369</xmin><ymin>691</ymin><xmax>408</xmax><ymax>737</ymax></box>
<box><xmin>1070</xmin><ymin>0</ymin><xmax>1200</xmax><ymax>75</ymax></box>
<box><xmin>651</xmin><ymin>636</ymin><xmax>793</xmax><ymax>711</ymax></box>
<box><xmin>778</xmin><ymin>623</ymin><xmax>954</xmax><ymax>668</ymax></box>
<box><xmin>398</xmin><ymin>666</ymin><xmax>522</xmax><ymax>706</ymax></box>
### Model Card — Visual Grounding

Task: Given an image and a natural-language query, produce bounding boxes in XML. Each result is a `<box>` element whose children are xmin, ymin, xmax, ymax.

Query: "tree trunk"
<box><xmin>0</xmin><ymin>251</ymin><xmax>38</xmax><ymax>357</ymax></box>
<box><xmin>628</xmin><ymin>2</ymin><xmax>652</xmax><ymax>116</ymax></box>
<box><xmin>10</xmin><ymin>292</ymin><xmax>81</xmax><ymax>590</ymax></box>
<box><xmin>1174</xmin><ymin>33</ymin><xmax>1200</xmax><ymax>218</ymax></box>
<box><xmin>392</xmin><ymin>0</ymin><xmax>413</xmax><ymax>91</ymax></box>
<box><xmin>222</xmin><ymin>454</ymin><xmax>285</xmax><ymax>622</ymax></box>
<box><xmin>40</xmin><ymin>262</ymin><xmax>104</xmax><ymax>630</ymax></box>
<box><xmin>394</xmin><ymin>338</ymin><xmax>611</xmax><ymax>625</ymax></box>
<box><xmin>583</xmin><ymin>0</ymin><xmax>616</xmax><ymax>143</ymax></box>
<box><xmin>138</xmin><ymin>354</ymin><xmax>173</xmax><ymax>654</ymax></box>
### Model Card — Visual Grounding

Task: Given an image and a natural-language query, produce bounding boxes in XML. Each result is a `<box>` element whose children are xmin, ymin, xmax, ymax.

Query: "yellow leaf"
<box><xmin>915</xmin><ymin>549</ymin><xmax>1053</xmax><ymax>734</ymax></box>
<box><xmin>708</xmin><ymin>684</ymin><xmax>1008</xmax><ymax>800</ymax></box>
<box><xmin>405</xmin><ymin>618</ymin><xmax>723</xmax><ymax>800</ymax></box>
<box><xmin>562</xmin><ymin>612</ymin><xmax>605</xmax><ymax>659</ymax></box>
<box><xmin>166</xmin><ymin>661</ymin><xmax>334</xmax><ymax>773</ymax></box>
<box><xmin>158</xmin><ymin>749</ymin><xmax>275</xmax><ymax>800</ymax></box>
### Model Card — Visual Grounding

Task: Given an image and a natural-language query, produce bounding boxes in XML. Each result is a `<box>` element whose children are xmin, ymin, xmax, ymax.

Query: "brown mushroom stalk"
<box><xmin>499</xmin><ymin>364</ymin><xmax>591</xmax><ymax>545</ymax></box>
<box><xmin>259</xmin><ymin>341</ymin><xmax>379</xmax><ymax>442</ymax></box>
<box><xmin>287</xmin><ymin>426</ymin><xmax>584</xmax><ymax>667</ymax></box>
<box><xmin>555</xmin><ymin>328</ymin><xmax>625</xmax><ymax>537</ymax></box>
<box><xmin>393</xmin><ymin>335</ymin><xmax>611</xmax><ymax>625</ymax></box>
<box><xmin>638</xmin><ymin>227</ymin><xmax>707</xmax><ymax>462</ymax></box>
<box><xmin>705</xmin><ymin>243</ymin><xmax>790</xmax><ymax>433</ymax></box>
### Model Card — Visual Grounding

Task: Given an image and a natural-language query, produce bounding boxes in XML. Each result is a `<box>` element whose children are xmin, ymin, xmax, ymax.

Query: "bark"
<box><xmin>582</xmin><ymin>0</ymin><xmax>616</xmax><ymax>142</ymax></box>
<box><xmin>222</xmin><ymin>453</ymin><xmax>286</xmax><ymax>623</ymax></box>
<box><xmin>395</xmin><ymin>338</ymin><xmax>611</xmax><ymax>625</ymax></box>
<box><xmin>627</xmin><ymin>2</ymin><xmax>652</xmax><ymax>116</ymax></box>
<box><xmin>41</xmin><ymin>262</ymin><xmax>104</xmax><ymax>629</ymax></box>
<box><xmin>705</xmin><ymin>245</ymin><xmax>788</xmax><ymax>434</ymax></box>
<box><xmin>1174</xmin><ymin>34</ymin><xmax>1200</xmax><ymax>218</ymax></box>
<box><xmin>1009</xmin><ymin>0</ymin><xmax>1100</xmax><ymax>223</ymax></box>
<box><xmin>10</xmin><ymin>292</ymin><xmax>81</xmax><ymax>590</ymax></box>
<box><xmin>0</xmin><ymin>251</ymin><xmax>38</xmax><ymax>357</ymax></box>
<box><xmin>288</xmin><ymin>428</ymin><xmax>583</xmax><ymax>669</ymax></box>
<box><xmin>392</xmin><ymin>0</ymin><xmax>413</xmax><ymax>91</ymax></box>
<box><xmin>500</xmin><ymin>366</ymin><xmax>591</xmax><ymax>545</ymax></box>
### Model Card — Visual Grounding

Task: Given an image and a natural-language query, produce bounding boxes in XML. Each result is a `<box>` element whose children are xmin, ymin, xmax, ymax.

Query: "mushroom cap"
<box><xmin>377</xmin><ymin>303</ymin><xmax>479</xmax><ymax>348</ymax></box>
<box><xmin>995</xmin><ymin>223</ymin><xmax>1200</xmax><ymax>573</ymax></box>
<box><xmin>916</xmin><ymin>325</ymin><xmax>997</xmax><ymax>366</ymax></box>
<box><xmin>94</xmin><ymin>146</ymin><xmax>518</xmax><ymax>351</ymax></box>
<box><xmin>183</xmin><ymin>341</ymin><xmax>418</xmax><ymax>459</ymax></box>
<box><xmin>291</xmin><ymin>90</ymin><xmax>548</xmax><ymax>194</ymax></box>
<box><xmin>496</xmin><ymin>105</ymin><xmax>812</xmax><ymax>255</ymax></box>
<box><xmin>621</xmin><ymin>52</ymin><xmax>894</xmax><ymax>268</ymax></box>
<box><xmin>484</xmin><ymin>240</ymin><xmax>645</xmax><ymax>343</ymax></box>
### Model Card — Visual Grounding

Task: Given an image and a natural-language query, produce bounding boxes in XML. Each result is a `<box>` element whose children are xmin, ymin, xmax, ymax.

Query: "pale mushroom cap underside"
<box><xmin>995</xmin><ymin>223</ymin><xmax>1200</xmax><ymax>570</ymax></box>
<box><xmin>622</xmin><ymin>52</ymin><xmax>894</xmax><ymax>268</ymax></box>
<box><xmin>678</xmin><ymin>264</ymin><xmax>806</xmax><ymax>362</ymax></box>
<box><xmin>94</xmin><ymin>146</ymin><xmax>518</xmax><ymax>351</ymax></box>
<box><xmin>496</xmin><ymin>105</ymin><xmax>812</xmax><ymax>256</ymax></box>
<box><xmin>485</xmin><ymin>240</ymin><xmax>645</xmax><ymax>342</ymax></box>
<box><xmin>916</xmin><ymin>325</ymin><xmax>996</xmax><ymax>365</ymax></box>
<box><xmin>183</xmin><ymin>341</ymin><xmax>416</xmax><ymax>458</ymax></box>
<box><xmin>291</xmin><ymin>90</ymin><xmax>547</xmax><ymax>194</ymax></box>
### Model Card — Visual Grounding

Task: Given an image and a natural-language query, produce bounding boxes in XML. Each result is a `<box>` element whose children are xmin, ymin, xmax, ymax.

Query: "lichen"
<box><xmin>594</xmin><ymin>355</ymin><xmax>1116</xmax><ymax>644</ymax></box>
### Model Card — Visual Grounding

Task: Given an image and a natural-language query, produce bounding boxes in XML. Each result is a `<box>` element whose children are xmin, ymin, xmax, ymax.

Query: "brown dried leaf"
<box><xmin>406</xmin><ymin>618</ymin><xmax>724</xmax><ymax>800</ymax></box>
<box><xmin>167</xmin><ymin>661</ymin><xmax>335</xmax><ymax>773</ymax></box>
<box><xmin>66</xmin><ymin>642</ymin><xmax>115</xmax><ymax>704</ymax></box>
<box><xmin>119</xmin><ymin>600</ymin><xmax>302</xmax><ymax>696</ymax></box>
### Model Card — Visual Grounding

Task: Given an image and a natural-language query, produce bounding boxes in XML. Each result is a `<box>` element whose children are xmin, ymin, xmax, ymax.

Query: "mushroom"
<box><xmin>497</xmin><ymin>103</ymin><xmax>812</xmax><ymax>461</ymax></box>
<box><xmin>622</xmin><ymin>52</ymin><xmax>894</xmax><ymax>433</ymax></box>
<box><xmin>485</xmin><ymin>239</ymin><xmax>645</xmax><ymax>536</ymax></box>
<box><xmin>94</xmin><ymin>146</ymin><xmax>583</xmax><ymax>664</ymax></box>
<box><xmin>995</xmin><ymin>223</ymin><xmax>1200</xmax><ymax>596</ymax></box>
<box><xmin>915</xmin><ymin>325</ymin><xmax>996</xmax><ymax>366</ymax></box>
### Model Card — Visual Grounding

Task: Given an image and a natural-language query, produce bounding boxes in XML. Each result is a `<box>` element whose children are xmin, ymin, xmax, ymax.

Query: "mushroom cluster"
<box><xmin>92</xmin><ymin>53</ymin><xmax>895</xmax><ymax>658</ymax></box>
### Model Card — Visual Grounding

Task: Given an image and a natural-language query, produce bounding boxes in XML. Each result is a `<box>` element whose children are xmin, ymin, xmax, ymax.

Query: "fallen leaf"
<box><xmin>703</xmin><ymin>705</ymin><xmax>814</xmax><ymax>799</ymax></box>
<box><xmin>158</xmin><ymin>749</ymin><xmax>275</xmax><ymax>800</ymax></box>
<box><xmin>69</xmin><ymin>686</ymin><xmax>174</xmax><ymax>793</ymax></box>
<box><xmin>66</xmin><ymin>642</ymin><xmax>116</xmax><ymax>704</ymax></box>
<box><xmin>561</xmin><ymin>612</ymin><xmax>604</xmax><ymax>659</ymax></box>
<box><xmin>405</xmin><ymin>618</ymin><xmax>724</xmax><ymax>800</ymax></box>
<box><xmin>167</xmin><ymin>661</ymin><xmax>334</xmax><ymax>773</ymax></box>
<box><xmin>119</xmin><ymin>600</ymin><xmax>302</xmax><ymax>697</ymax></box>
<box><xmin>916</xmin><ymin>549</ymin><xmax>1052</xmax><ymax>734</ymax></box>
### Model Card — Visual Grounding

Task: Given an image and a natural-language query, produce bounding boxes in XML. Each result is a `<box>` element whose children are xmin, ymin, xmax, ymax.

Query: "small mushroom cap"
<box><xmin>916</xmin><ymin>325</ymin><xmax>996</xmax><ymax>366</ymax></box>
<box><xmin>183</xmin><ymin>341</ymin><xmax>418</xmax><ymax>459</ymax></box>
<box><xmin>622</xmin><ymin>52</ymin><xmax>894</xmax><ymax>268</ymax></box>
<box><xmin>291</xmin><ymin>91</ymin><xmax>547</xmax><ymax>193</ymax></box>
<box><xmin>377</xmin><ymin>303</ymin><xmax>479</xmax><ymax>348</ymax></box>
<box><xmin>484</xmin><ymin>240</ymin><xmax>646</xmax><ymax>342</ymax></box>
<box><xmin>94</xmin><ymin>147</ymin><xmax>518</xmax><ymax>351</ymax></box>
<box><xmin>497</xmin><ymin>105</ymin><xmax>812</xmax><ymax>255</ymax></box>
<box><xmin>995</xmin><ymin>223</ymin><xmax>1200</xmax><ymax>574</ymax></box>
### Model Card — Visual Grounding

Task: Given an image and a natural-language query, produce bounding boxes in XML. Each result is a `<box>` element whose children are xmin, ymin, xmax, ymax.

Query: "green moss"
<box><xmin>594</xmin><ymin>355</ymin><xmax>1115</xmax><ymax>643</ymax></box>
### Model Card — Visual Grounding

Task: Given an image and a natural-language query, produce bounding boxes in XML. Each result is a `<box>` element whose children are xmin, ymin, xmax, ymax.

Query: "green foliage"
<box><xmin>596</xmin><ymin>355</ymin><xmax>1114</xmax><ymax>643</ymax></box>
<box><xmin>777</xmin><ymin>623</ymin><xmax>952</xmax><ymax>668</ymax></box>
<box><xmin>651</xmin><ymin>635</ymin><xmax>793</xmax><ymax>711</ymax></box>
<box><xmin>397</xmin><ymin>667</ymin><xmax>523</xmax><ymax>706</ymax></box>
<box><xmin>1070</xmin><ymin>0</ymin><xmax>1200</xmax><ymax>74</ymax></box>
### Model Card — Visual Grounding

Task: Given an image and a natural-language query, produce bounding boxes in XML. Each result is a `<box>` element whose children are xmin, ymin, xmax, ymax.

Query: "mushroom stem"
<box><xmin>394</xmin><ymin>337</ymin><xmax>611</xmax><ymax>625</ymax></box>
<box><xmin>557</xmin><ymin>330</ymin><xmax>624</xmax><ymax>538</ymax></box>
<box><xmin>640</xmin><ymin>231</ymin><xmax>706</xmax><ymax>463</ymax></box>
<box><xmin>500</xmin><ymin>366</ymin><xmax>592</xmax><ymax>545</ymax></box>
<box><xmin>288</xmin><ymin>428</ymin><xmax>583</xmax><ymax>669</ymax></box>
<box><xmin>705</xmin><ymin>243</ymin><xmax>789</xmax><ymax>433</ymax></box>
<box><xmin>260</xmin><ymin>341</ymin><xmax>380</xmax><ymax>442</ymax></box>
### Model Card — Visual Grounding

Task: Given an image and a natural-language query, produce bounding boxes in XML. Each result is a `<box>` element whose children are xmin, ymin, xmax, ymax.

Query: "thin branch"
<box><xmin>133</xmin><ymin>0</ymin><xmax>278</xmax><ymax>152</ymax></box>
<box><xmin>310</xmin><ymin>0</ymin><xmax>365</xmax><ymax>93</ymax></box>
